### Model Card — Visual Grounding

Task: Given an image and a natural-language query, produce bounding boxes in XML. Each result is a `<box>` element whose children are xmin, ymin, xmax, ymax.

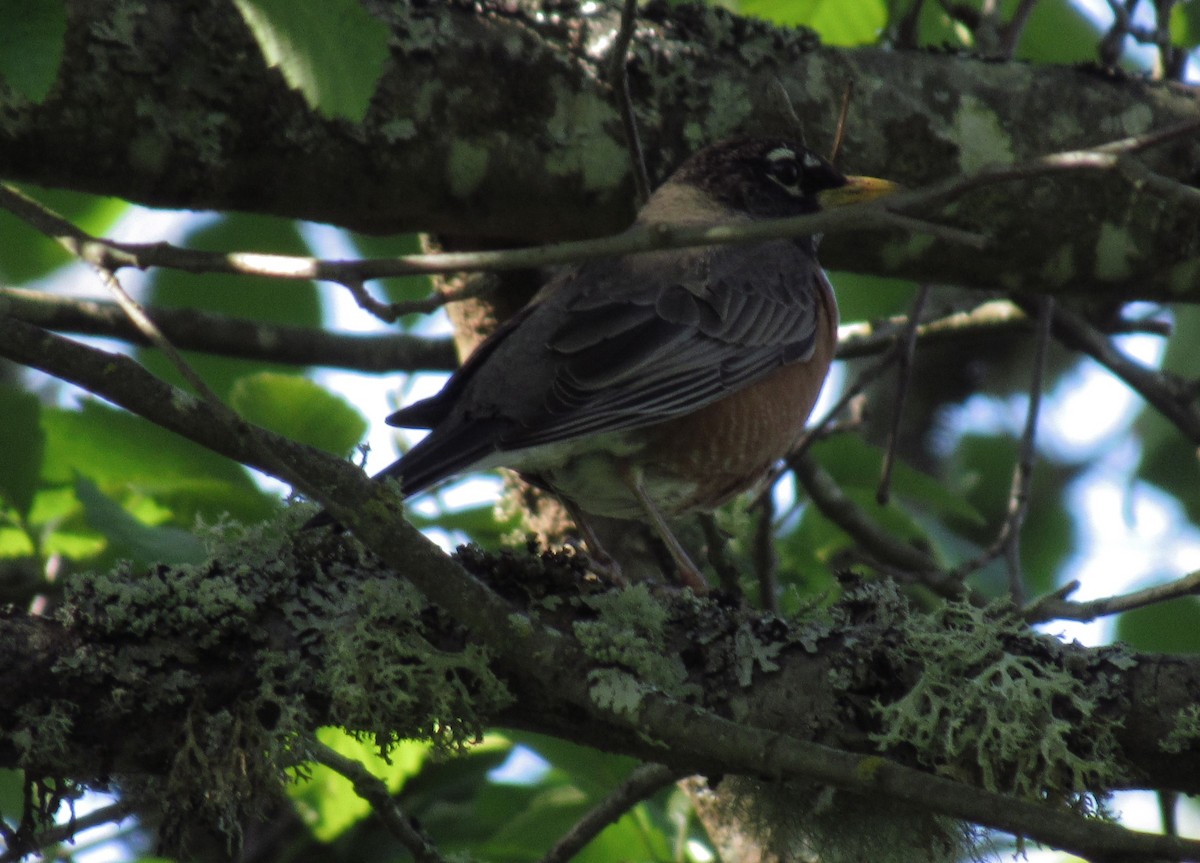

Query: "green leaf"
<box><xmin>230</xmin><ymin>0</ymin><xmax>389</xmax><ymax>121</ymax></box>
<box><xmin>1010</xmin><ymin>0</ymin><xmax>1103</xmax><ymax>64</ymax></box>
<box><xmin>0</xmin><ymin>768</ymin><xmax>25</xmax><ymax>823</ymax></box>
<box><xmin>23</xmin><ymin>486</ymin><xmax>101</xmax><ymax>559</ymax></box>
<box><xmin>776</xmin><ymin>504</ymin><xmax>848</xmax><ymax>596</ymax></box>
<box><xmin>827</xmin><ymin>271</ymin><xmax>918</xmax><ymax>325</ymax></box>
<box><xmin>41</xmin><ymin>401</ymin><xmax>276</xmax><ymax>523</ymax></box>
<box><xmin>886</xmin><ymin>0</ymin><xmax>1101</xmax><ymax>61</ymax></box>
<box><xmin>289</xmin><ymin>728</ymin><xmax>429</xmax><ymax>842</ymax></box>
<box><xmin>400</xmin><ymin>736</ymin><xmax>514</xmax><ymax>851</ymax></box>
<box><xmin>0</xmin><ymin>526</ymin><xmax>34</xmax><ymax>557</ymax></box>
<box><xmin>74</xmin><ymin>476</ymin><xmax>207</xmax><ymax>565</ymax></box>
<box><xmin>504</xmin><ymin>732</ymin><xmax>642</xmax><ymax>798</ymax></box>
<box><xmin>1171</xmin><ymin>1</ymin><xmax>1200</xmax><ymax>47</ymax></box>
<box><xmin>0</xmin><ymin>0</ymin><xmax>66</xmax><ymax>102</ymax></box>
<box><xmin>0</xmin><ymin>387</ymin><xmax>44</xmax><ymax>518</ymax></box>
<box><xmin>810</xmin><ymin>434</ymin><xmax>984</xmax><ymax>526</ymax></box>
<box><xmin>740</xmin><ymin>0</ymin><xmax>886</xmax><ymax>45</ymax></box>
<box><xmin>230</xmin><ymin>373</ymin><xmax>366</xmax><ymax>456</ymax></box>
<box><xmin>1116</xmin><ymin>596</ymin><xmax>1200</xmax><ymax>653</ymax></box>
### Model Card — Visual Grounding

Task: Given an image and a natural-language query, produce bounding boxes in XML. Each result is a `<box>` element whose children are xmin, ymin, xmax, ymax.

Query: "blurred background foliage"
<box><xmin>1</xmin><ymin>0</ymin><xmax>1199</xmax><ymax>860</ymax></box>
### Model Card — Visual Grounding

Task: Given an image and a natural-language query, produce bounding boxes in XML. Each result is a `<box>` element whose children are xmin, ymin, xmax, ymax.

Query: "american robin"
<box><xmin>315</xmin><ymin>137</ymin><xmax>897</xmax><ymax>589</ymax></box>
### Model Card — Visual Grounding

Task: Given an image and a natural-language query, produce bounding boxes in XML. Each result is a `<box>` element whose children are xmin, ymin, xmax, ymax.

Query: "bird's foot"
<box><xmin>582</xmin><ymin>548</ymin><xmax>628</xmax><ymax>589</ymax></box>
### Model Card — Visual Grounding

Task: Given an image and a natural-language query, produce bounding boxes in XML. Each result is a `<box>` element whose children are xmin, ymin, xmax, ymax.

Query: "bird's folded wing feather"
<box><xmin>501</xmin><ymin>241</ymin><xmax>825</xmax><ymax>448</ymax></box>
<box><xmin>380</xmin><ymin>242</ymin><xmax>826</xmax><ymax>494</ymax></box>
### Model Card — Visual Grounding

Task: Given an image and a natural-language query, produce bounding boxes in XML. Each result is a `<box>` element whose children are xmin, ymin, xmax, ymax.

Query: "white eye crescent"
<box><xmin>766</xmin><ymin>147</ymin><xmax>802</xmax><ymax>192</ymax></box>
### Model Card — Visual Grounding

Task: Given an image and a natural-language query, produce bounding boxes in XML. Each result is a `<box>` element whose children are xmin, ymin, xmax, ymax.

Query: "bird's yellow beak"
<box><xmin>817</xmin><ymin>176</ymin><xmax>901</xmax><ymax>209</ymax></box>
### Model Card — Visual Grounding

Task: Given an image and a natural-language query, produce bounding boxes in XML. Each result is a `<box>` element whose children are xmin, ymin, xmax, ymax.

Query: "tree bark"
<box><xmin>1</xmin><ymin>0</ymin><xmax>1198</xmax><ymax>297</ymax></box>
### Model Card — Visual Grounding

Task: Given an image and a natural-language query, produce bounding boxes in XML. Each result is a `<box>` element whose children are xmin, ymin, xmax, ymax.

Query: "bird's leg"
<box><xmin>561</xmin><ymin>498</ymin><xmax>628</xmax><ymax>588</ymax></box>
<box><xmin>619</xmin><ymin>464</ymin><xmax>710</xmax><ymax>593</ymax></box>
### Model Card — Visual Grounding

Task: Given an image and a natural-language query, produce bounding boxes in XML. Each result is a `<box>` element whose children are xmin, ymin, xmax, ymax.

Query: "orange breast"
<box><xmin>639</xmin><ymin>285</ymin><xmax>838</xmax><ymax>513</ymax></box>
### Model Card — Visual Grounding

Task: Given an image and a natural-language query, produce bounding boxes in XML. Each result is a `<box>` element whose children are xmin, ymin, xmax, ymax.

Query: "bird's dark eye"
<box><xmin>765</xmin><ymin>147</ymin><xmax>802</xmax><ymax>192</ymax></box>
<box><xmin>771</xmin><ymin>159</ymin><xmax>800</xmax><ymax>186</ymax></box>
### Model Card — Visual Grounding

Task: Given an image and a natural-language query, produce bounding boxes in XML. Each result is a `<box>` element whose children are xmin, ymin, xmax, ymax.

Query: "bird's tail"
<box><xmin>301</xmin><ymin>421</ymin><xmax>501</xmax><ymax>531</ymax></box>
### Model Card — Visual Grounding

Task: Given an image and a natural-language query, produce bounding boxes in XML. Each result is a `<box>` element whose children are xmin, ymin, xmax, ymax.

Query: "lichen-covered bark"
<box><xmin>0</xmin><ymin>1</ymin><xmax>1198</xmax><ymax>297</ymax></box>
<box><xmin>3</xmin><ymin>531</ymin><xmax>1199</xmax><ymax>798</ymax></box>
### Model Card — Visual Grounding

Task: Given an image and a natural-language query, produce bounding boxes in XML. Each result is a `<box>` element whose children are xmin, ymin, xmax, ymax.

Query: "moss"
<box><xmin>575</xmin><ymin>584</ymin><xmax>701</xmax><ymax>708</ymax></box>
<box><xmin>317</xmin><ymin>576</ymin><xmax>510</xmax><ymax>753</ymax></box>
<box><xmin>730</xmin><ymin>620</ymin><xmax>784</xmax><ymax>685</ymax></box>
<box><xmin>1162</xmin><ymin>704</ymin><xmax>1200</xmax><ymax>755</ymax></box>
<box><xmin>19</xmin><ymin>511</ymin><xmax>511</xmax><ymax>856</ymax></box>
<box><xmin>446</xmin><ymin>138</ymin><xmax>491</xmax><ymax>199</ymax></box>
<box><xmin>870</xmin><ymin>599</ymin><xmax>1122</xmax><ymax>808</ymax></box>
<box><xmin>951</xmin><ymin>93</ymin><xmax>1015</xmax><ymax>172</ymax></box>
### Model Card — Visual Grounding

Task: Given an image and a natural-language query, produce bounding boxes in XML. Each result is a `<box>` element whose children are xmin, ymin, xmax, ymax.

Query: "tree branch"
<box><xmin>1025</xmin><ymin>570</ymin><xmax>1200</xmax><ymax>624</ymax></box>
<box><xmin>310</xmin><ymin>741</ymin><xmax>449</xmax><ymax>863</ymax></box>
<box><xmin>3</xmin><ymin>0</ymin><xmax>1199</xmax><ymax>294</ymax></box>
<box><xmin>1044</xmin><ymin>301</ymin><xmax>1200</xmax><ymax>443</ymax></box>
<box><xmin>538</xmin><ymin>764</ymin><xmax>679</xmax><ymax>863</ymax></box>
<box><xmin>0</xmin><ymin>287</ymin><xmax>457</xmax><ymax>372</ymax></box>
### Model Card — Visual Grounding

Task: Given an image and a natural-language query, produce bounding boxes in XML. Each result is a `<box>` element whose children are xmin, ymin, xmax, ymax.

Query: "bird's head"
<box><xmin>668</xmin><ymin>137</ymin><xmax>898</xmax><ymax>220</ymax></box>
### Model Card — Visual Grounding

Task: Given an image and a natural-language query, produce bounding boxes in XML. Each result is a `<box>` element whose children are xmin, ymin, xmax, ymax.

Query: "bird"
<box><xmin>311</xmin><ymin>137</ymin><xmax>897</xmax><ymax>589</ymax></box>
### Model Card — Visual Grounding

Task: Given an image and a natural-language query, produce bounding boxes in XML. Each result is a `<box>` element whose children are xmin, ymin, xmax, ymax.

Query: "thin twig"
<box><xmin>768</xmin><ymin>78</ymin><xmax>807</xmax><ymax>144</ymax></box>
<box><xmin>892</xmin><ymin>0</ymin><xmax>929</xmax><ymax>48</ymax></box>
<box><xmin>3</xmin><ymin>283</ymin><xmax>1163</xmax><ymax>382</ymax></box>
<box><xmin>1102</xmin><ymin>0</ymin><xmax>1186</xmax><ymax>77</ymax></box>
<box><xmin>345</xmin><ymin>278</ymin><xmax>492</xmax><ymax>323</ymax></box>
<box><xmin>793</xmin><ymin>452</ymin><xmax>941</xmax><ymax>575</ymax></box>
<box><xmin>2</xmin><ymin>286</ymin><xmax>1160</xmax><ymax>377</ymax></box>
<box><xmin>997</xmin><ymin>0</ymin><xmax>1041</xmax><ymax>57</ymax></box>
<box><xmin>873</xmin><ymin>210</ymin><xmax>989</xmax><ymax>248</ymax></box>
<box><xmin>34</xmin><ymin>199</ymin><xmax>326</xmax><ymax>510</ymax></box>
<box><xmin>4</xmin><ymin>121</ymin><xmax>1197</xmax><ymax>290</ymax></box>
<box><xmin>753</xmin><ymin>492</ymin><xmax>779</xmax><ymax>613</ymax></box>
<box><xmin>1116</xmin><ymin>153</ymin><xmax>1200</xmax><ymax>209</ymax></box>
<box><xmin>538</xmin><ymin>764</ymin><xmax>678</xmax><ymax>863</ymax></box>
<box><xmin>1044</xmin><ymin>301</ymin><xmax>1200</xmax><ymax>444</ymax></box>
<box><xmin>0</xmin><ymin>189</ymin><xmax>341</xmax><ymax>516</ymax></box>
<box><xmin>0</xmin><ymin>285</ymin><xmax>458</xmax><ymax>371</ymax></box>
<box><xmin>1161</xmin><ymin>790</ymin><xmax>1180</xmax><ymax>838</ymax></box>
<box><xmin>886</xmin><ymin>116</ymin><xmax>1200</xmax><ymax>213</ymax></box>
<box><xmin>829</xmin><ymin>80</ymin><xmax>854</xmax><ymax>166</ymax></box>
<box><xmin>837</xmin><ymin>299</ymin><xmax>1027</xmax><ymax>359</ymax></box>
<box><xmin>0</xmin><ymin>802</ymin><xmax>134</xmax><ymax>863</ymax></box>
<box><xmin>96</xmin><ymin>265</ymin><xmax>228</xmax><ymax>408</ymax></box>
<box><xmin>0</xmin><ymin>181</ymin><xmax>975</xmax><ymax>285</ymax></box>
<box><xmin>946</xmin><ymin>297</ymin><xmax>1053</xmax><ymax>597</ymax></box>
<box><xmin>608</xmin><ymin>0</ymin><xmax>650</xmax><ymax>205</ymax></box>
<box><xmin>698</xmin><ymin>513</ymin><xmax>742</xmax><ymax>594</ymax></box>
<box><xmin>310</xmin><ymin>740</ymin><xmax>450</xmax><ymax>863</ymax></box>
<box><xmin>877</xmin><ymin>284</ymin><xmax>930</xmax><ymax>505</ymax></box>
<box><xmin>1004</xmin><ymin>296</ymin><xmax>1053</xmax><ymax>601</ymax></box>
<box><xmin>1024</xmin><ymin>569</ymin><xmax>1200</xmax><ymax>624</ymax></box>
<box><xmin>343</xmin><ymin>277</ymin><xmax>396</xmax><ymax>321</ymax></box>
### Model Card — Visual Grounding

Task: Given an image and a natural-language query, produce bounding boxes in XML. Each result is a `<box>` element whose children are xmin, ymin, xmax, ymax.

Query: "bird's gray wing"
<box><xmin>499</xmin><ymin>239</ymin><xmax>827</xmax><ymax>449</ymax></box>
